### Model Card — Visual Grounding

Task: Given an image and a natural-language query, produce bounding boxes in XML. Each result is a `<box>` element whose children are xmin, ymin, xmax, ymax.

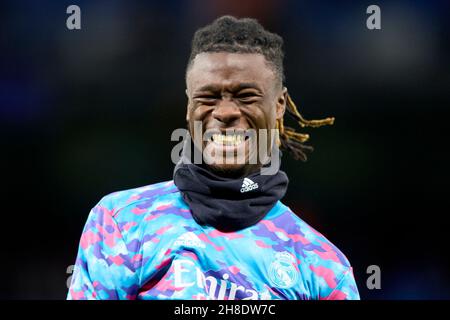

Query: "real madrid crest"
<box><xmin>268</xmin><ymin>251</ymin><xmax>299</xmax><ymax>289</ymax></box>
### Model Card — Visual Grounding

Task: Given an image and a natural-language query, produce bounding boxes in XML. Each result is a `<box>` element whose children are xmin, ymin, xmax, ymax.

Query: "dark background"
<box><xmin>1</xmin><ymin>0</ymin><xmax>449</xmax><ymax>299</ymax></box>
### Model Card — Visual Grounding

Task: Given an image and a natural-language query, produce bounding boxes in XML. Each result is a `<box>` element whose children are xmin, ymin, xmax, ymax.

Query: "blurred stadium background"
<box><xmin>1</xmin><ymin>0</ymin><xmax>449</xmax><ymax>299</ymax></box>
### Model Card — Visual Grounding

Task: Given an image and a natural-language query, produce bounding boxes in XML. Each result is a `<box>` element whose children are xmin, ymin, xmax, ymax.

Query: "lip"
<box><xmin>204</xmin><ymin>127</ymin><xmax>249</xmax><ymax>137</ymax></box>
<box><xmin>203</xmin><ymin>128</ymin><xmax>254</xmax><ymax>160</ymax></box>
<box><xmin>205</xmin><ymin>136</ymin><xmax>250</xmax><ymax>159</ymax></box>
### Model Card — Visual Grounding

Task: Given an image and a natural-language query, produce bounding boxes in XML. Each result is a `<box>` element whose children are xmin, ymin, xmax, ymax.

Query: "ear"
<box><xmin>276</xmin><ymin>87</ymin><xmax>287</xmax><ymax>120</ymax></box>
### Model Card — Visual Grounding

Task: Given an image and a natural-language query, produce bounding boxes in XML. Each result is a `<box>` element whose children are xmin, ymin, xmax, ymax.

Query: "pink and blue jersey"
<box><xmin>67</xmin><ymin>180</ymin><xmax>359</xmax><ymax>300</ymax></box>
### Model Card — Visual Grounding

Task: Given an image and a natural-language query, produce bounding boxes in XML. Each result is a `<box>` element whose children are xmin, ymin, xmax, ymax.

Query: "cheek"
<box><xmin>187</xmin><ymin>106</ymin><xmax>198</xmax><ymax>128</ymax></box>
<box><xmin>261</xmin><ymin>102</ymin><xmax>278</xmax><ymax>129</ymax></box>
<box><xmin>242</xmin><ymin>105</ymin><xmax>270</xmax><ymax>130</ymax></box>
<box><xmin>188</xmin><ymin>106</ymin><xmax>209</xmax><ymax>135</ymax></box>
<box><xmin>265</xmin><ymin>110</ymin><xmax>278</xmax><ymax>132</ymax></box>
<box><xmin>191</xmin><ymin>105</ymin><xmax>209</xmax><ymax>120</ymax></box>
<box><xmin>186</xmin><ymin>108</ymin><xmax>200</xmax><ymax>133</ymax></box>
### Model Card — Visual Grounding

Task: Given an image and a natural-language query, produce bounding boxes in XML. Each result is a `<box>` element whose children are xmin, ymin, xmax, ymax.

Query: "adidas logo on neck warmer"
<box><xmin>240</xmin><ymin>178</ymin><xmax>259</xmax><ymax>193</ymax></box>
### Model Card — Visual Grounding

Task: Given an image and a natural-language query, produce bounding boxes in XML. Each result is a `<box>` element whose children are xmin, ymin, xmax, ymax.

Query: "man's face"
<box><xmin>186</xmin><ymin>52</ymin><xmax>286</xmax><ymax>178</ymax></box>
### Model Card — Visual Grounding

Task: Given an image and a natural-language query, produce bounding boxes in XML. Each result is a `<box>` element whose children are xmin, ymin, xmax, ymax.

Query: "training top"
<box><xmin>67</xmin><ymin>180</ymin><xmax>360</xmax><ymax>300</ymax></box>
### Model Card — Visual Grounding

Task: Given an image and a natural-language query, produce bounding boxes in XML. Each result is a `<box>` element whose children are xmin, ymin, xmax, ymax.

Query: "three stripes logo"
<box><xmin>173</xmin><ymin>232</ymin><xmax>206</xmax><ymax>249</ymax></box>
<box><xmin>240</xmin><ymin>178</ymin><xmax>259</xmax><ymax>193</ymax></box>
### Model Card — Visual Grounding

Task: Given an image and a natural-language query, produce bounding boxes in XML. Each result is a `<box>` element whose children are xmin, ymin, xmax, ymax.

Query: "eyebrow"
<box><xmin>195</xmin><ymin>82</ymin><xmax>262</xmax><ymax>93</ymax></box>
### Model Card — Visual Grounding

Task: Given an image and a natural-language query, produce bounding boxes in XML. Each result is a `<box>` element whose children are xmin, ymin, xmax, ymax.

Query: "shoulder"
<box><xmin>97</xmin><ymin>180</ymin><xmax>179</xmax><ymax>214</ymax></box>
<box><xmin>271</xmin><ymin>202</ymin><xmax>359</xmax><ymax>299</ymax></box>
<box><xmin>271</xmin><ymin>202</ymin><xmax>352</xmax><ymax>269</ymax></box>
<box><xmin>91</xmin><ymin>180</ymin><xmax>183</xmax><ymax>226</ymax></box>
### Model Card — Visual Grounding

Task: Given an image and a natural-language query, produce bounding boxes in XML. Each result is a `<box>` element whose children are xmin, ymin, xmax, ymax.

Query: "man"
<box><xmin>68</xmin><ymin>16</ymin><xmax>359</xmax><ymax>300</ymax></box>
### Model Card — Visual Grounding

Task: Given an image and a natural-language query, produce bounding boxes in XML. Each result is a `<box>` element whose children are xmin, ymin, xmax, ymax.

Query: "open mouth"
<box><xmin>202</xmin><ymin>129</ymin><xmax>257</xmax><ymax>166</ymax></box>
<box><xmin>210</xmin><ymin>132</ymin><xmax>249</xmax><ymax>146</ymax></box>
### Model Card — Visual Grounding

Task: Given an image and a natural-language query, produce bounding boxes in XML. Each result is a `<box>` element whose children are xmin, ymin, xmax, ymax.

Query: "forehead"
<box><xmin>186</xmin><ymin>52</ymin><xmax>277</xmax><ymax>91</ymax></box>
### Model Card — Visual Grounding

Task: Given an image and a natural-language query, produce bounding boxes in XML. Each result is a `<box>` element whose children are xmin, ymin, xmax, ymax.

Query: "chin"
<box><xmin>200</xmin><ymin>137</ymin><xmax>262</xmax><ymax>178</ymax></box>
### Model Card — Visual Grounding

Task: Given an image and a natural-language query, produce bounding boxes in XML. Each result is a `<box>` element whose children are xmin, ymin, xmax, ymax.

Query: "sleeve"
<box><xmin>323</xmin><ymin>267</ymin><xmax>360</xmax><ymax>300</ymax></box>
<box><xmin>67</xmin><ymin>198</ymin><xmax>140</xmax><ymax>300</ymax></box>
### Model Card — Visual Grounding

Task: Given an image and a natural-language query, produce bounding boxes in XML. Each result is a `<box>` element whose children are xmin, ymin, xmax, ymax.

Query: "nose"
<box><xmin>211</xmin><ymin>100</ymin><xmax>241</xmax><ymax>125</ymax></box>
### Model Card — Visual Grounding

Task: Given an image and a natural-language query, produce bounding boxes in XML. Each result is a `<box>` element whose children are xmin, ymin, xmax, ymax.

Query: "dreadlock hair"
<box><xmin>187</xmin><ymin>15</ymin><xmax>334</xmax><ymax>161</ymax></box>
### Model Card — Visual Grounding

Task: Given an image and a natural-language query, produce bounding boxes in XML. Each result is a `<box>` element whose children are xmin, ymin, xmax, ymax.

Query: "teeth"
<box><xmin>211</xmin><ymin>134</ymin><xmax>244</xmax><ymax>146</ymax></box>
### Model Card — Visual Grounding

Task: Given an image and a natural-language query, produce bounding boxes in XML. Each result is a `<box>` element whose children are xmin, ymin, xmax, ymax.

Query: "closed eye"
<box><xmin>237</xmin><ymin>92</ymin><xmax>260</xmax><ymax>103</ymax></box>
<box><xmin>194</xmin><ymin>95</ymin><xmax>219</xmax><ymax>105</ymax></box>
